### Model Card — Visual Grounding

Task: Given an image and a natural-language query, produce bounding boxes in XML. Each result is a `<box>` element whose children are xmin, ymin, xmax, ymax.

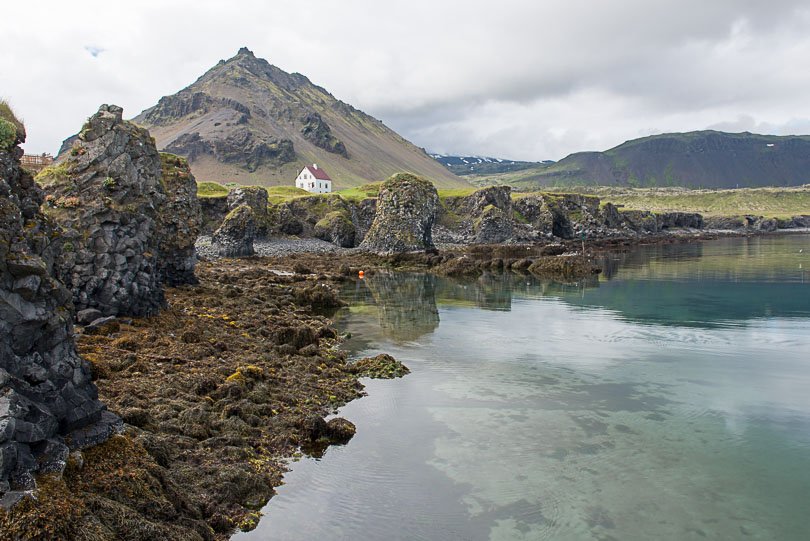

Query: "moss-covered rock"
<box><xmin>359</xmin><ymin>173</ymin><xmax>439</xmax><ymax>254</ymax></box>
<box><xmin>350</xmin><ymin>354</ymin><xmax>410</xmax><ymax>379</ymax></box>
<box><xmin>212</xmin><ymin>205</ymin><xmax>256</xmax><ymax>257</ymax></box>
<box><xmin>314</xmin><ymin>210</ymin><xmax>355</xmax><ymax>247</ymax></box>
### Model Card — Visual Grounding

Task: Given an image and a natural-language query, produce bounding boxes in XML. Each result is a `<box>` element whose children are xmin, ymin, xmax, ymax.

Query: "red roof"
<box><xmin>305</xmin><ymin>165</ymin><xmax>332</xmax><ymax>181</ymax></box>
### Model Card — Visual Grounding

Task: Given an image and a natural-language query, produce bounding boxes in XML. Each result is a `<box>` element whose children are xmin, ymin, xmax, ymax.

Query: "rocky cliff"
<box><xmin>1</xmin><ymin>110</ymin><xmax>120</xmax><ymax>504</ymax></box>
<box><xmin>42</xmin><ymin>105</ymin><xmax>200</xmax><ymax>316</ymax></box>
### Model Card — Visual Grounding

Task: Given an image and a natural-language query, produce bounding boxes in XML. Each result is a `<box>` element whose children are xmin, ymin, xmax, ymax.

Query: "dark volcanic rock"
<box><xmin>314</xmin><ymin>211</ymin><xmax>356</xmax><ymax>248</ymax></box>
<box><xmin>300</xmin><ymin>112</ymin><xmax>348</xmax><ymax>158</ymax></box>
<box><xmin>213</xmin><ymin>205</ymin><xmax>256</xmax><ymax>257</ymax></box>
<box><xmin>44</xmin><ymin>105</ymin><xmax>201</xmax><ymax>316</ymax></box>
<box><xmin>469</xmin><ymin>186</ymin><xmax>514</xmax><ymax>243</ymax></box>
<box><xmin>269</xmin><ymin>195</ymin><xmax>361</xmax><ymax>247</ymax></box>
<box><xmin>199</xmin><ymin>195</ymin><xmax>229</xmax><ymax>234</ymax></box>
<box><xmin>156</xmin><ymin>153</ymin><xmax>202</xmax><ymax>286</ymax></box>
<box><xmin>776</xmin><ymin>215</ymin><xmax>810</xmax><ymax>229</ymax></box>
<box><xmin>1</xmin><ymin>118</ymin><xmax>120</xmax><ymax>500</ymax></box>
<box><xmin>139</xmin><ymin>91</ymin><xmax>251</xmax><ymax>127</ymax></box>
<box><xmin>46</xmin><ymin>105</ymin><xmax>168</xmax><ymax>317</ymax></box>
<box><xmin>164</xmin><ymin>129</ymin><xmax>295</xmax><ymax>172</ymax></box>
<box><xmin>359</xmin><ymin>173</ymin><xmax>439</xmax><ymax>254</ymax></box>
<box><xmin>656</xmin><ymin>212</ymin><xmax>703</xmax><ymax>229</ymax></box>
<box><xmin>621</xmin><ymin>210</ymin><xmax>659</xmax><ymax>232</ymax></box>
<box><xmin>227</xmin><ymin>186</ymin><xmax>268</xmax><ymax>217</ymax></box>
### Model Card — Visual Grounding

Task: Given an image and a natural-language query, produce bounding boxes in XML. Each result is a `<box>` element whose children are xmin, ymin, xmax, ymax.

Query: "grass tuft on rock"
<box><xmin>0</xmin><ymin>99</ymin><xmax>25</xmax><ymax>147</ymax></box>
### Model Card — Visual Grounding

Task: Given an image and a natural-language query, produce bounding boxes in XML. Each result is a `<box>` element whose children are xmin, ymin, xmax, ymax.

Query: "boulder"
<box><xmin>470</xmin><ymin>186</ymin><xmax>514</xmax><ymax>243</ymax></box>
<box><xmin>621</xmin><ymin>210</ymin><xmax>659</xmax><ymax>232</ymax></box>
<box><xmin>359</xmin><ymin>173</ymin><xmax>439</xmax><ymax>254</ymax></box>
<box><xmin>227</xmin><ymin>186</ymin><xmax>268</xmax><ymax>218</ymax></box>
<box><xmin>212</xmin><ymin>205</ymin><xmax>256</xmax><ymax>257</ymax></box>
<box><xmin>776</xmin><ymin>215</ymin><xmax>810</xmax><ymax>229</ymax></box>
<box><xmin>512</xmin><ymin>194</ymin><xmax>573</xmax><ymax>239</ymax></box>
<box><xmin>1</xmin><ymin>116</ymin><xmax>120</xmax><ymax>501</ymax></box>
<box><xmin>599</xmin><ymin>203</ymin><xmax>625</xmax><ymax>229</ymax></box>
<box><xmin>199</xmin><ymin>195</ymin><xmax>229</xmax><ymax>234</ymax></box>
<box><xmin>313</xmin><ymin>211</ymin><xmax>355</xmax><ymax>248</ymax></box>
<box><xmin>228</xmin><ymin>185</ymin><xmax>269</xmax><ymax>237</ymax></box>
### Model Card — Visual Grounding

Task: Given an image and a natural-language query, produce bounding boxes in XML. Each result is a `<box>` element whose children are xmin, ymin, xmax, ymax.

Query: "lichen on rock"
<box><xmin>359</xmin><ymin>173</ymin><xmax>439</xmax><ymax>254</ymax></box>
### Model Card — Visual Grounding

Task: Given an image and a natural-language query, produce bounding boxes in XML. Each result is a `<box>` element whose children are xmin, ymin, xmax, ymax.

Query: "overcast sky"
<box><xmin>4</xmin><ymin>0</ymin><xmax>810</xmax><ymax>160</ymax></box>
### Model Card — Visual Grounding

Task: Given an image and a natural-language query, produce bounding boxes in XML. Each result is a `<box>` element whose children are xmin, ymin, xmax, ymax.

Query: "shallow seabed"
<box><xmin>235</xmin><ymin>234</ymin><xmax>810</xmax><ymax>541</ymax></box>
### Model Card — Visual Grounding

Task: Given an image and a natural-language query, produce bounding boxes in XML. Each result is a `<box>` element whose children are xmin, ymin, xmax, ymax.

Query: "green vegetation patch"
<box><xmin>436</xmin><ymin>187</ymin><xmax>477</xmax><ymax>199</ymax></box>
<box><xmin>0</xmin><ymin>100</ymin><xmax>25</xmax><ymax>145</ymax></box>
<box><xmin>35</xmin><ymin>162</ymin><xmax>73</xmax><ymax>188</ymax></box>
<box><xmin>316</xmin><ymin>210</ymin><xmax>352</xmax><ymax>229</ymax></box>
<box><xmin>597</xmin><ymin>186</ymin><xmax>810</xmax><ymax>218</ymax></box>
<box><xmin>0</xmin><ymin>118</ymin><xmax>16</xmax><ymax>150</ymax></box>
<box><xmin>196</xmin><ymin>181</ymin><xmax>230</xmax><ymax>198</ymax></box>
<box><xmin>335</xmin><ymin>182</ymin><xmax>382</xmax><ymax>202</ymax></box>
<box><xmin>266</xmin><ymin>185</ymin><xmax>312</xmax><ymax>205</ymax></box>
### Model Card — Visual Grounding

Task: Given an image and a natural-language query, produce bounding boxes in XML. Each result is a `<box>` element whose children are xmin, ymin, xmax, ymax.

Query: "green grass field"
<box><xmin>199</xmin><ymin>180</ymin><xmax>810</xmax><ymax>219</ymax></box>
<box><xmin>582</xmin><ymin>186</ymin><xmax>810</xmax><ymax>218</ymax></box>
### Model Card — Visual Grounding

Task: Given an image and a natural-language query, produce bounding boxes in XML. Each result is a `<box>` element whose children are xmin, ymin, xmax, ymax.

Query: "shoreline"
<box><xmin>3</xmin><ymin>228</ymin><xmax>807</xmax><ymax>540</ymax></box>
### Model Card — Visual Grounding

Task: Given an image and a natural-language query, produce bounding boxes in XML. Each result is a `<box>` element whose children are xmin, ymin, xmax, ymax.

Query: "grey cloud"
<box><xmin>4</xmin><ymin>0</ymin><xmax>810</xmax><ymax>161</ymax></box>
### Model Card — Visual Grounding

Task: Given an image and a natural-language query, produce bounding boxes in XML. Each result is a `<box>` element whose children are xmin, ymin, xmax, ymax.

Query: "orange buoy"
<box><xmin>358</xmin><ymin>270</ymin><xmax>365</xmax><ymax>278</ymax></box>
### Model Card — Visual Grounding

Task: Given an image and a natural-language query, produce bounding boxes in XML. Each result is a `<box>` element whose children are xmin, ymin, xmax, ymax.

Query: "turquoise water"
<box><xmin>235</xmin><ymin>234</ymin><xmax>810</xmax><ymax>541</ymax></box>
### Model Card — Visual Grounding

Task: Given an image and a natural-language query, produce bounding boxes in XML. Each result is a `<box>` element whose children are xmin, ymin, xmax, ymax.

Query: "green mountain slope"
<box><xmin>474</xmin><ymin>131</ymin><xmax>810</xmax><ymax>189</ymax></box>
<box><xmin>132</xmin><ymin>48</ymin><xmax>467</xmax><ymax>189</ymax></box>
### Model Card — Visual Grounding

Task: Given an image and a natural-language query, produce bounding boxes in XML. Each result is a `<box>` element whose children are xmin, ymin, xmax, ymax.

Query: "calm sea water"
<box><xmin>235</xmin><ymin>234</ymin><xmax>810</xmax><ymax>541</ymax></box>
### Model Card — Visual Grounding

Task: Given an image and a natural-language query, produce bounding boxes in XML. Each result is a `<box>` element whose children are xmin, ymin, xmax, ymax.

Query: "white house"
<box><xmin>295</xmin><ymin>163</ymin><xmax>332</xmax><ymax>194</ymax></box>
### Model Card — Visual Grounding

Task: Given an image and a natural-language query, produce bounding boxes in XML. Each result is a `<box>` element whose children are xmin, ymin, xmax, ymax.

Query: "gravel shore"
<box><xmin>196</xmin><ymin>235</ymin><xmax>349</xmax><ymax>259</ymax></box>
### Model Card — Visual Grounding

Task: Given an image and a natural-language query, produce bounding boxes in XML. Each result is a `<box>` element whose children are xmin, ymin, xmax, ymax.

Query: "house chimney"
<box><xmin>313</xmin><ymin>163</ymin><xmax>317</xmax><ymax>169</ymax></box>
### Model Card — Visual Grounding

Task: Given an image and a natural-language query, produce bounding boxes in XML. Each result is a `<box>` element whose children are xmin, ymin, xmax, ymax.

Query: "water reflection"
<box><xmin>340</xmin><ymin>235</ymin><xmax>810</xmax><ymax>343</ymax></box>
<box><xmin>345</xmin><ymin>271</ymin><xmax>440</xmax><ymax>342</ymax></box>
<box><xmin>239</xmin><ymin>235</ymin><xmax>810</xmax><ymax>541</ymax></box>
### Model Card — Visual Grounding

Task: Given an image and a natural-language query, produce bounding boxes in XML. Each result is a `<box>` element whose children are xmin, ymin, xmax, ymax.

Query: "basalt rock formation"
<box><xmin>1</xmin><ymin>113</ymin><xmax>120</xmax><ymax>503</ymax></box>
<box><xmin>42</xmin><ymin>105</ymin><xmax>200</xmax><ymax>316</ymax></box>
<box><xmin>359</xmin><ymin>173</ymin><xmax>439</xmax><ymax>254</ymax></box>
<box><xmin>213</xmin><ymin>205</ymin><xmax>256</xmax><ymax>257</ymax></box>
<box><xmin>156</xmin><ymin>153</ymin><xmax>203</xmax><ymax>286</ymax></box>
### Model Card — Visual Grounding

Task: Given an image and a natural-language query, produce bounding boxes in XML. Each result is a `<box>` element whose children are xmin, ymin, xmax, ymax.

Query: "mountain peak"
<box><xmin>132</xmin><ymin>51</ymin><xmax>467</xmax><ymax>188</ymax></box>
